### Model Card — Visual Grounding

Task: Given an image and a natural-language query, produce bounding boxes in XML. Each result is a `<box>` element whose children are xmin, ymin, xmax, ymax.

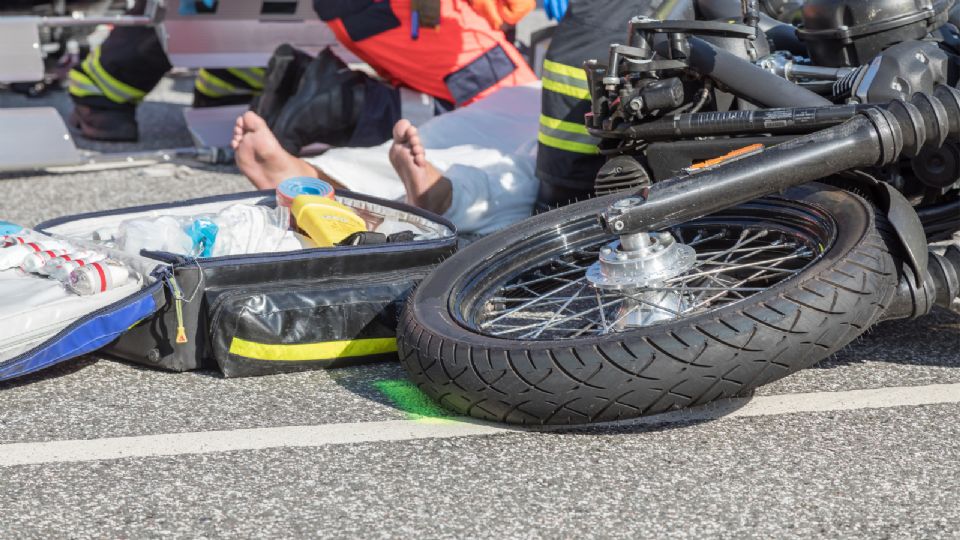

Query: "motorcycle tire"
<box><xmin>398</xmin><ymin>184</ymin><xmax>899</xmax><ymax>425</ymax></box>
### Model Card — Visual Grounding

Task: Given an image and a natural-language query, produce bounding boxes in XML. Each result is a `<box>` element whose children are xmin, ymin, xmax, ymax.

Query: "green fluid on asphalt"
<box><xmin>373</xmin><ymin>379</ymin><xmax>452</xmax><ymax>419</ymax></box>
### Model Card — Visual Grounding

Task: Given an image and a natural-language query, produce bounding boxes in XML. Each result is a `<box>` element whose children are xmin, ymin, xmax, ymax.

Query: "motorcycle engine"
<box><xmin>587</xmin><ymin>0</ymin><xmax>960</xmax><ymax>207</ymax></box>
<box><xmin>798</xmin><ymin>0</ymin><xmax>949</xmax><ymax>67</ymax></box>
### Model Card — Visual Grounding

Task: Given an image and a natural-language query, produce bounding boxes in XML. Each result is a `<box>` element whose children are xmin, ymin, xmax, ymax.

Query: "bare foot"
<box><xmin>388</xmin><ymin>119</ymin><xmax>452</xmax><ymax>214</ymax></box>
<box><xmin>232</xmin><ymin>111</ymin><xmax>319</xmax><ymax>189</ymax></box>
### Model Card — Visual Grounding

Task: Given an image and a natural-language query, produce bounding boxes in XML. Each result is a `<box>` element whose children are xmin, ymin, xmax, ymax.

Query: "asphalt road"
<box><xmin>0</xmin><ymin>76</ymin><xmax>959</xmax><ymax>539</ymax></box>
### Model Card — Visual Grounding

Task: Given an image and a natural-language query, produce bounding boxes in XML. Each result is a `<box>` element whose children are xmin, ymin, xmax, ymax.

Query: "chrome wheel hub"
<box><xmin>586</xmin><ymin>231</ymin><xmax>697</xmax><ymax>290</ymax></box>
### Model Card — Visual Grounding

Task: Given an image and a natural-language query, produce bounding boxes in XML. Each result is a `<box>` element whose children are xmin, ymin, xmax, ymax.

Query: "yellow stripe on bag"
<box><xmin>228</xmin><ymin>336</ymin><xmax>398</xmax><ymax>362</ymax></box>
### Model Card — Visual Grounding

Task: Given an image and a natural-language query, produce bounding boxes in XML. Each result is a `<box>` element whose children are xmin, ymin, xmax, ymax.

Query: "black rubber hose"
<box><xmin>759</xmin><ymin>14</ymin><xmax>807</xmax><ymax>56</ymax></box>
<box><xmin>623</xmin><ymin>104</ymin><xmax>859</xmax><ymax>140</ymax></box>
<box><xmin>686</xmin><ymin>36</ymin><xmax>833</xmax><ymax>107</ymax></box>
<box><xmin>918</xmin><ymin>200</ymin><xmax>960</xmax><ymax>222</ymax></box>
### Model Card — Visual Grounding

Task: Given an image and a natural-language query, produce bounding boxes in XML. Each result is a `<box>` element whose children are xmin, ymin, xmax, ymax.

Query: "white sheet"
<box><xmin>0</xmin><ymin>269</ymin><xmax>143</xmax><ymax>362</ymax></box>
<box><xmin>307</xmin><ymin>84</ymin><xmax>541</xmax><ymax>235</ymax></box>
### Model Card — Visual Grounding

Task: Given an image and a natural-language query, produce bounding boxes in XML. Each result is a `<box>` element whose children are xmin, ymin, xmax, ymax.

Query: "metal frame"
<box><xmin>1</xmin><ymin>0</ymin><xmax>344</xmax><ymax>79</ymax></box>
<box><xmin>152</xmin><ymin>0</ymin><xmax>346</xmax><ymax>68</ymax></box>
<box><xmin>0</xmin><ymin>19</ymin><xmax>46</xmax><ymax>84</ymax></box>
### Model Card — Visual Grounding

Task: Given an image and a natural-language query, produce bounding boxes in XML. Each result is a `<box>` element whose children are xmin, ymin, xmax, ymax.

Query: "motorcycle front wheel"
<box><xmin>398</xmin><ymin>184</ymin><xmax>899</xmax><ymax>425</ymax></box>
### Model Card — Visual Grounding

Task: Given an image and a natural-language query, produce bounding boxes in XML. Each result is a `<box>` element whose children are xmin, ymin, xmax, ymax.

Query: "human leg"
<box><xmin>387</xmin><ymin>120</ymin><xmax>452</xmax><ymax>214</ymax></box>
<box><xmin>232</xmin><ymin>111</ymin><xmax>338</xmax><ymax>189</ymax></box>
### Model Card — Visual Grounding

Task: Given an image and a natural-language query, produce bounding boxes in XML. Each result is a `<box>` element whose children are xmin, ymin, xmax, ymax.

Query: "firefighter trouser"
<box><xmin>68</xmin><ymin>26</ymin><xmax>264</xmax><ymax>109</ymax></box>
<box><xmin>535</xmin><ymin>0</ymin><xmax>677</xmax><ymax>210</ymax></box>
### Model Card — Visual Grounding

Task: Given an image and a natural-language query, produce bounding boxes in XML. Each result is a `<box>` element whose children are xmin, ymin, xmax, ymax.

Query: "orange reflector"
<box><xmin>688</xmin><ymin>143</ymin><xmax>765</xmax><ymax>171</ymax></box>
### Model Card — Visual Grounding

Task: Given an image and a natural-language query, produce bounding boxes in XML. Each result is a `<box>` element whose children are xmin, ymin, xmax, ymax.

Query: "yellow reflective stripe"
<box><xmin>228</xmin><ymin>336</ymin><xmax>398</xmax><ymax>362</ymax></box>
<box><xmin>654</xmin><ymin>0</ymin><xmax>683</xmax><ymax>19</ymax></box>
<box><xmin>543</xmin><ymin>58</ymin><xmax>587</xmax><ymax>81</ymax></box>
<box><xmin>68</xmin><ymin>69</ymin><xmax>95</xmax><ymax>85</ymax></box>
<box><xmin>85</xmin><ymin>48</ymin><xmax>146</xmax><ymax>103</ymax></box>
<box><xmin>539</xmin><ymin>114</ymin><xmax>590</xmax><ymax>135</ymax></box>
<box><xmin>542</xmin><ymin>78</ymin><xmax>591</xmax><ymax>100</ymax></box>
<box><xmin>226</xmin><ymin>67</ymin><xmax>265</xmax><ymax>89</ymax></box>
<box><xmin>538</xmin><ymin>131</ymin><xmax>599</xmax><ymax>154</ymax></box>
<box><xmin>198</xmin><ymin>69</ymin><xmax>237</xmax><ymax>93</ymax></box>
<box><xmin>539</xmin><ymin>125</ymin><xmax>597</xmax><ymax>146</ymax></box>
<box><xmin>197</xmin><ymin>69</ymin><xmax>257</xmax><ymax>96</ymax></box>
<box><xmin>194</xmin><ymin>77</ymin><xmax>221</xmax><ymax>98</ymax></box>
<box><xmin>67</xmin><ymin>69</ymin><xmax>103</xmax><ymax>97</ymax></box>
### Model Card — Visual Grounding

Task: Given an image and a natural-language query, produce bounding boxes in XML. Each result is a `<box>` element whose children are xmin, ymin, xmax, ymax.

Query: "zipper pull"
<box><xmin>167</xmin><ymin>273</ymin><xmax>188</xmax><ymax>344</ymax></box>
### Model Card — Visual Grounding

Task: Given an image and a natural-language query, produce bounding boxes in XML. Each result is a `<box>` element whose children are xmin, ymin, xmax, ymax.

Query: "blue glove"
<box><xmin>181</xmin><ymin>0</ymin><xmax>216</xmax><ymax>14</ymax></box>
<box><xmin>544</xmin><ymin>0</ymin><xmax>568</xmax><ymax>21</ymax></box>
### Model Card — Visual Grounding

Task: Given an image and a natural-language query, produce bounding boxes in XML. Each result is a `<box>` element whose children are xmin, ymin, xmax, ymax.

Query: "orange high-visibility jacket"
<box><xmin>315</xmin><ymin>0</ymin><xmax>538</xmax><ymax>106</ymax></box>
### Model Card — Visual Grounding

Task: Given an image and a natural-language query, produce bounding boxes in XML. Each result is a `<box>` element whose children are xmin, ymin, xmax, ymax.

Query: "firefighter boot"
<box><xmin>69</xmin><ymin>103</ymin><xmax>139</xmax><ymax>142</ymax></box>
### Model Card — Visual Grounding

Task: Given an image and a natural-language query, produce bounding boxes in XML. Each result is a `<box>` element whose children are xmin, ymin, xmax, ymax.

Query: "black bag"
<box><xmin>0</xmin><ymin>190</ymin><xmax>455</xmax><ymax>381</ymax></box>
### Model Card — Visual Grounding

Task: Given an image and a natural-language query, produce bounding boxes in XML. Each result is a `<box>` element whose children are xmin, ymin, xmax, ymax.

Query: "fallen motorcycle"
<box><xmin>398</xmin><ymin>0</ymin><xmax>960</xmax><ymax>424</ymax></box>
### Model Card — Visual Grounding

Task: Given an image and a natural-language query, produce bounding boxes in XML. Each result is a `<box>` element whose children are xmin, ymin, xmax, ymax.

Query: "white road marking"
<box><xmin>1</xmin><ymin>383</ymin><xmax>959</xmax><ymax>467</ymax></box>
<box><xmin>0</xmin><ymin>419</ymin><xmax>515</xmax><ymax>468</ymax></box>
<box><xmin>598</xmin><ymin>382</ymin><xmax>960</xmax><ymax>428</ymax></box>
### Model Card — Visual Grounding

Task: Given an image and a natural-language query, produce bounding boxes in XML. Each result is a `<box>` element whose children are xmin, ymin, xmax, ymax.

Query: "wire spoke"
<box><xmin>488</xmin><ymin>296</ymin><xmax>626</xmax><ymax>336</ymax></box>
<box><xmin>502</xmin><ymin>265</ymin><xmax>588</xmax><ymax>291</ymax></box>
<box><xmin>472</xmin><ymin>220</ymin><xmax>823</xmax><ymax>340</ymax></box>
<box><xmin>525</xmin><ymin>284</ymin><xmax>588</xmax><ymax>339</ymax></box>
<box><xmin>482</xmin><ymin>276</ymin><xmax>586</xmax><ymax>326</ymax></box>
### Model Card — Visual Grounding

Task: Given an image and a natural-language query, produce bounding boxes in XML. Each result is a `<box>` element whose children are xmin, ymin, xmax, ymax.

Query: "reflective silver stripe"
<box><xmin>67</xmin><ymin>70</ymin><xmax>105</xmax><ymax>97</ymax></box>
<box><xmin>69</xmin><ymin>80</ymin><xmax>104</xmax><ymax>96</ymax></box>
<box><xmin>541</xmin><ymin>70</ymin><xmax>589</xmax><ymax>90</ymax></box>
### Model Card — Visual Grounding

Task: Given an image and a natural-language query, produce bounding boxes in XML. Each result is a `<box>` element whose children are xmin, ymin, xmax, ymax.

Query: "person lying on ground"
<box><xmin>232</xmin><ymin>84</ymin><xmax>541</xmax><ymax>235</ymax></box>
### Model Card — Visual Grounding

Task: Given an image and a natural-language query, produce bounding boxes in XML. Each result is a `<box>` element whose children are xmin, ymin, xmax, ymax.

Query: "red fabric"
<box><xmin>327</xmin><ymin>0</ymin><xmax>538</xmax><ymax>105</ymax></box>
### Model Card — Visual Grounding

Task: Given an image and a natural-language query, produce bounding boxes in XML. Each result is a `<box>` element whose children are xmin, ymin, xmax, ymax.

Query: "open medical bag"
<box><xmin>0</xmin><ymin>190</ymin><xmax>456</xmax><ymax>381</ymax></box>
